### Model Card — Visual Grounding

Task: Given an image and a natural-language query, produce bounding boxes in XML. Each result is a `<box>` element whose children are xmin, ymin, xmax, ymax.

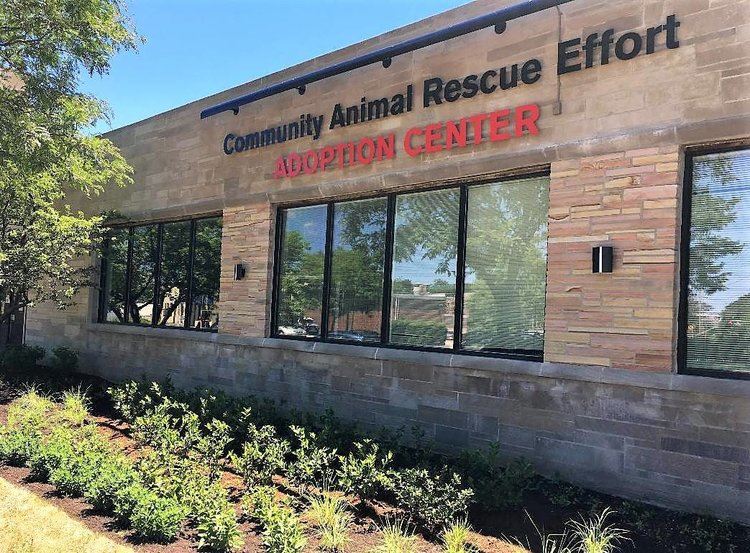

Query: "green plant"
<box><xmin>261</xmin><ymin>504</ymin><xmax>307</xmax><ymax>553</ymax></box>
<box><xmin>374</xmin><ymin>518</ymin><xmax>418</xmax><ymax>553</ymax></box>
<box><xmin>196</xmin><ymin>499</ymin><xmax>243</xmax><ymax>552</ymax></box>
<box><xmin>441</xmin><ymin>519</ymin><xmax>473</xmax><ymax>553</ymax></box>
<box><xmin>50</xmin><ymin>346</ymin><xmax>78</xmax><ymax>374</ymax></box>
<box><xmin>337</xmin><ymin>440</ymin><xmax>393</xmax><ymax>501</ymax></box>
<box><xmin>392</xmin><ymin>468</ymin><xmax>474</xmax><ymax>533</ymax></box>
<box><xmin>230</xmin><ymin>423</ymin><xmax>288</xmax><ymax>488</ymax></box>
<box><xmin>58</xmin><ymin>387</ymin><xmax>89</xmax><ymax>426</ymax></box>
<box><xmin>242</xmin><ymin>485</ymin><xmax>277</xmax><ymax>523</ymax></box>
<box><xmin>457</xmin><ymin>445</ymin><xmax>536</xmax><ymax>509</ymax></box>
<box><xmin>0</xmin><ymin>427</ymin><xmax>38</xmax><ymax>466</ymax></box>
<box><xmin>287</xmin><ymin>426</ymin><xmax>338</xmax><ymax>491</ymax></box>
<box><xmin>307</xmin><ymin>493</ymin><xmax>353</xmax><ymax>552</ymax></box>
<box><xmin>0</xmin><ymin>344</ymin><xmax>45</xmax><ymax>371</ymax></box>
<box><xmin>195</xmin><ymin>418</ymin><xmax>233</xmax><ymax>481</ymax></box>
<box><xmin>49</xmin><ymin>446</ymin><xmax>108</xmax><ymax>497</ymax></box>
<box><xmin>26</xmin><ymin>427</ymin><xmax>75</xmax><ymax>481</ymax></box>
<box><xmin>85</xmin><ymin>456</ymin><xmax>139</xmax><ymax>513</ymax></box>
<box><xmin>567</xmin><ymin>508</ymin><xmax>629</xmax><ymax>553</ymax></box>
<box><xmin>129</xmin><ymin>492</ymin><xmax>186</xmax><ymax>543</ymax></box>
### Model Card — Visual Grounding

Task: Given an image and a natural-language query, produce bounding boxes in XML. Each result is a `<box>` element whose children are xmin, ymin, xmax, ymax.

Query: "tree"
<box><xmin>0</xmin><ymin>0</ymin><xmax>139</xmax><ymax>325</ymax></box>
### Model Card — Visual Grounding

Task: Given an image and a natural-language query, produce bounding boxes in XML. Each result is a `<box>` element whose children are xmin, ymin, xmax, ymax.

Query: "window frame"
<box><xmin>678</xmin><ymin>143</ymin><xmax>750</xmax><ymax>380</ymax></box>
<box><xmin>270</xmin><ymin>170</ymin><xmax>550</xmax><ymax>361</ymax></box>
<box><xmin>97</xmin><ymin>214</ymin><xmax>222</xmax><ymax>332</ymax></box>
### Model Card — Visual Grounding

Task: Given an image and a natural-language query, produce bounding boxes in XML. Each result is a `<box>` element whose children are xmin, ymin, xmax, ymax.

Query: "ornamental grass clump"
<box><xmin>440</xmin><ymin>518</ymin><xmax>473</xmax><ymax>553</ymax></box>
<box><xmin>374</xmin><ymin>518</ymin><xmax>418</xmax><ymax>553</ymax></box>
<box><xmin>306</xmin><ymin>493</ymin><xmax>353</xmax><ymax>552</ymax></box>
<box><xmin>568</xmin><ymin>508</ymin><xmax>630</xmax><ymax>553</ymax></box>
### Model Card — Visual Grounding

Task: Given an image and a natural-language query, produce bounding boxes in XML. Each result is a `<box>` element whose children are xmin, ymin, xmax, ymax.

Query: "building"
<box><xmin>26</xmin><ymin>0</ymin><xmax>750</xmax><ymax>522</ymax></box>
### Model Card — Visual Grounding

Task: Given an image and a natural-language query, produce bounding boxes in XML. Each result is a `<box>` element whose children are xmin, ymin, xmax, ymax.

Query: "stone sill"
<box><xmin>87</xmin><ymin>323</ymin><xmax>750</xmax><ymax>399</ymax></box>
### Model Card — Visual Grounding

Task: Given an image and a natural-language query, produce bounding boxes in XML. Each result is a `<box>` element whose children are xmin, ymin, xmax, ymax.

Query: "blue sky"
<box><xmin>81</xmin><ymin>0</ymin><xmax>468</xmax><ymax>134</ymax></box>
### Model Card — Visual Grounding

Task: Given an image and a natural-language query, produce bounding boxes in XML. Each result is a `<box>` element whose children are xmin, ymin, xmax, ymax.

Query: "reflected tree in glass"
<box><xmin>126</xmin><ymin>225</ymin><xmax>158</xmax><ymax>324</ymax></box>
<box><xmin>101</xmin><ymin>228</ymin><xmax>128</xmax><ymax>323</ymax></box>
<box><xmin>155</xmin><ymin>220</ymin><xmax>190</xmax><ymax>327</ymax></box>
<box><xmin>687</xmin><ymin>151</ymin><xmax>748</xmax><ymax>372</ymax></box>
<box><xmin>190</xmin><ymin>217</ymin><xmax>222</xmax><ymax>329</ymax></box>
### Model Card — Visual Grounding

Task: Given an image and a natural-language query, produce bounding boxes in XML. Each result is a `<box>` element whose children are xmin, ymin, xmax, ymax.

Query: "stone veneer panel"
<box><xmin>545</xmin><ymin>146</ymin><xmax>680</xmax><ymax>371</ymax></box>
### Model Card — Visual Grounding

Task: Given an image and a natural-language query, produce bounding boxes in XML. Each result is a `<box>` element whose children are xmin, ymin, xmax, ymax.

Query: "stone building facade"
<box><xmin>25</xmin><ymin>0</ymin><xmax>750</xmax><ymax>522</ymax></box>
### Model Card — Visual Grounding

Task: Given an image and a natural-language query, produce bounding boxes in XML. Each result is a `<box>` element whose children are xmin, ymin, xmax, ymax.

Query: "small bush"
<box><xmin>196</xmin><ymin>499</ymin><xmax>243</xmax><ymax>552</ymax></box>
<box><xmin>0</xmin><ymin>427</ymin><xmax>37</xmax><ymax>466</ymax></box>
<box><xmin>287</xmin><ymin>426</ymin><xmax>338</xmax><ymax>491</ymax></box>
<box><xmin>50</xmin><ymin>346</ymin><xmax>78</xmax><ymax>374</ymax></box>
<box><xmin>392</xmin><ymin>468</ymin><xmax>474</xmax><ymax>533</ymax></box>
<box><xmin>458</xmin><ymin>445</ymin><xmax>536</xmax><ymax>509</ymax></box>
<box><xmin>49</xmin><ymin>447</ymin><xmax>108</xmax><ymax>497</ymax></box>
<box><xmin>242</xmin><ymin>485</ymin><xmax>277</xmax><ymax>522</ymax></box>
<box><xmin>113</xmin><ymin>483</ymin><xmax>185</xmax><ymax>542</ymax></box>
<box><xmin>230</xmin><ymin>423</ymin><xmax>288</xmax><ymax>488</ymax></box>
<box><xmin>0</xmin><ymin>344</ymin><xmax>45</xmax><ymax>371</ymax></box>
<box><xmin>85</xmin><ymin>457</ymin><xmax>139</xmax><ymax>513</ymax></box>
<box><xmin>337</xmin><ymin>440</ymin><xmax>393</xmax><ymax>501</ymax></box>
<box><xmin>195</xmin><ymin>418</ymin><xmax>233</xmax><ymax>481</ymax></box>
<box><xmin>261</xmin><ymin>503</ymin><xmax>307</xmax><ymax>553</ymax></box>
<box><xmin>27</xmin><ymin>427</ymin><xmax>75</xmax><ymax>481</ymax></box>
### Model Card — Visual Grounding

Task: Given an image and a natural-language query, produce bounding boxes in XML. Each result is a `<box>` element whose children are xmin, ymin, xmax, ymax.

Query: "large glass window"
<box><xmin>100</xmin><ymin>228</ymin><xmax>129</xmax><ymax>323</ymax></box>
<box><xmin>275</xmin><ymin>205</ymin><xmax>327</xmax><ymax>337</ymax></box>
<box><xmin>328</xmin><ymin>198</ymin><xmax>387</xmax><ymax>343</ymax></box>
<box><xmin>99</xmin><ymin>216</ymin><xmax>222</xmax><ymax>331</ymax></box>
<box><xmin>462</xmin><ymin>177</ymin><xmax>548</xmax><ymax>352</ymax></box>
<box><xmin>272</xmin><ymin>174</ymin><xmax>549</xmax><ymax>360</ymax></box>
<box><xmin>684</xmin><ymin>148</ymin><xmax>750</xmax><ymax>374</ymax></box>
<box><xmin>155</xmin><ymin>220</ymin><xmax>190</xmax><ymax>327</ymax></box>
<box><xmin>390</xmin><ymin>189</ymin><xmax>459</xmax><ymax>348</ymax></box>
<box><xmin>127</xmin><ymin>225</ymin><xmax>158</xmax><ymax>325</ymax></box>
<box><xmin>190</xmin><ymin>217</ymin><xmax>222</xmax><ymax>330</ymax></box>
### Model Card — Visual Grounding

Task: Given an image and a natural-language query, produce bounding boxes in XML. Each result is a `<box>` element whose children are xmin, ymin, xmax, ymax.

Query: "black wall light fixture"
<box><xmin>592</xmin><ymin>246</ymin><xmax>613</xmax><ymax>273</ymax></box>
<box><xmin>234</xmin><ymin>263</ymin><xmax>246</xmax><ymax>280</ymax></box>
<box><xmin>199</xmin><ymin>0</ymin><xmax>574</xmax><ymax>119</ymax></box>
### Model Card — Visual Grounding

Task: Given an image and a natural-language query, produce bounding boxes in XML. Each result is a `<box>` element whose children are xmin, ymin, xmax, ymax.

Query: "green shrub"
<box><xmin>27</xmin><ymin>427</ymin><xmax>75</xmax><ymax>481</ymax></box>
<box><xmin>337</xmin><ymin>440</ymin><xmax>393</xmax><ymax>501</ymax></box>
<box><xmin>0</xmin><ymin>427</ymin><xmax>38</xmax><ymax>466</ymax></box>
<box><xmin>391</xmin><ymin>468</ymin><xmax>474</xmax><ymax>533</ymax></box>
<box><xmin>195</xmin><ymin>418</ymin><xmax>233</xmax><ymax>481</ymax></box>
<box><xmin>85</xmin><ymin>456</ymin><xmax>139</xmax><ymax>513</ymax></box>
<box><xmin>196</xmin><ymin>499</ymin><xmax>243</xmax><ymax>552</ymax></box>
<box><xmin>457</xmin><ymin>445</ymin><xmax>536</xmax><ymax>509</ymax></box>
<box><xmin>113</xmin><ymin>483</ymin><xmax>186</xmax><ymax>542</ymax></box>
<box><xmin>390</xmin><ymin>319</ymin><xmax>447</xmax><ymax>346</ymax></box>
<box><xmin>50</xmin><ymin>346</ymin><xmax>78</xmax><ymax>373</ymax></box>
<box><xmin>287</xmin><ymin>426</ymin><xmax>338</xmax><ymax>490</ymax></box>
<box><xmin>242</xmin><ymin>485</ymin><xmax>277</xmax><ymax>523</ymax></box>
<box><xmin>261</xmin><ymin>503</ymin><xmax>307</xmax><ymax>553</ymax></box>
<box><xmin>49</xmin><ymin>447</ymin><xmax>108</xmax><ymax>497</ymax></box>
<box><xmin>230</xmin><ymin>423</ymin><xmax>289</xmax><ymax>488</ymax></box>
<box><xmin>0</xmin><ymin>344</ymin><xmax>45</xmax><ymax>371</ymax></box>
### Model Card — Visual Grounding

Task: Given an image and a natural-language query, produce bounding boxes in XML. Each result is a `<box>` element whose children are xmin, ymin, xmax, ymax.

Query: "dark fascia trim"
<box><xmin>199</xmin><ymin>0</ymin><xmax>573</xmax><ymax>119</ymax></box>
<box><xmin>678</xmin><ymin>141</ymin><xmax>750</xmax><ymax>381</ymax></box>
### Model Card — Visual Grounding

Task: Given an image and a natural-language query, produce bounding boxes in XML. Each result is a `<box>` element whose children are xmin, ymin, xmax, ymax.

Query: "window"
<box><xmin>391</xmin><ymin>189</ymin><xmax>459</xmax><ymax>348</ymax></box>
<box><xmin>462</xmin><ymin>177</ymin><xmax>548</xmax><ymax>352</ymax></box>
<box><xmin>273</xmin><ymin>174</ymin><xmax>549</xmax><ymax>360</ymax></box>
<box><xmin>275</xmin><ymin>205</ymin><xmax>327</xmax><ymax>337</ymax></box>
<box><xmin>99</xmin><ymin>216</ymin><xmax>222</xmax><ymax>331</ymax></box>
<box><xmin>328</xmin><ymin>198</ymin><xmax>387</xmax><ymax>343</ymax></box>
<box><xmin>682</xmin><ymin>147</ymin><xmax>750</xmax><ymax>375</ymax></box>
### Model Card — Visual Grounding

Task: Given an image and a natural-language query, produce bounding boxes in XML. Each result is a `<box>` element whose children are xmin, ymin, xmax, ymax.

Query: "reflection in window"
<box><xmin>686</xmin><ymin>149</ymin><xmax>750</xmax><ymax>373</ymax></box>
<box><xmin>101</xmin><ymin>228</ymin><xmax>129</xmax><ymax>323</ymax></box>
<box><xmin>390</xmin><ymin>189</ymin><xmax>459</xmax><ymax>348</ymax></box>
<box><xmin>328</xmin><ymin>198</ymin><xmax>387</xmax><ymax>343</ymax></box>
<box><xmin>190</xmin><ymin>217</ymin><xmax>222</xmax><ymax>330</ymax></box>
<box><xmin>462</xmin><ymin>177</ymin><xmax>548</xmax><ymax>352</ymax></box>
<box><xmin>276</xmin><ymin>205</ymin><xmax>327</xmax><ymax>337</ymax></box>
<box><xmin>127</xmin><ymin>225</ymin><xmax>158</xmax><ymax>324</ymax></box>
<box><xmin>156</xmin><ymin>221</ymin><xmax>190</xmax><ymax>327</ymax></box>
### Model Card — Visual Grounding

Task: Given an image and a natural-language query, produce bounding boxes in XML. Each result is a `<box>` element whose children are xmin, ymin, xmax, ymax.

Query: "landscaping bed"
<box><xmin>0</xmin><ymin>361</ymin><xmax>747</xmax><ymax>553</ymax></box>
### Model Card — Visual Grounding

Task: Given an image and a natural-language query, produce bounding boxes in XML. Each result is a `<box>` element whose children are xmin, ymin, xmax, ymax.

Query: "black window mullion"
<box><xmin>123</xmin><ymin>228</ymin><xmax>134</xmax><ymax>324</ymax></box>
<box><xmin>380</xmin><ymin>194</ymin><xmax>396</xmax><ymax>344</ymax></box>
<box><xmin>270</xmin><ymin>210</ymin><xmax>285</xmax><ymax>337</ymax></box>
<box><xmin>320</xmin><ymin>203</ymin><xmax>335</xmax><ymax>340</ymax></box>
<box><xmin>185</xmin><ymin>219</ymin><xmax>197</xmax><ymax>329</ymax></box>
<box><xmin>453</xmin><ymin>184</ymin><xmax>469</xmax><ymax>352</ymax></box>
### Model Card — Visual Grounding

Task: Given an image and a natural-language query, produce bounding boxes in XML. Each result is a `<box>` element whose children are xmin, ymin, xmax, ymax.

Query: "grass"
<box><xmin>0</xmin><ymin>477</ymin><xmax>132</xmax><ymax>553</ymax></box>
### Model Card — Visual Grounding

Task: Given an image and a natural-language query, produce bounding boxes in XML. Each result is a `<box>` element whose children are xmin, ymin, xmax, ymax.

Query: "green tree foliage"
<box><xmin>277</xmin><ymin>230</ymin><xmax>324</xmax><ymax>327</ymax></box>
<box><xmin>0</xmin><ymin>0</ymin><xmax>139</xmax><ymax>324</ymax></box>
